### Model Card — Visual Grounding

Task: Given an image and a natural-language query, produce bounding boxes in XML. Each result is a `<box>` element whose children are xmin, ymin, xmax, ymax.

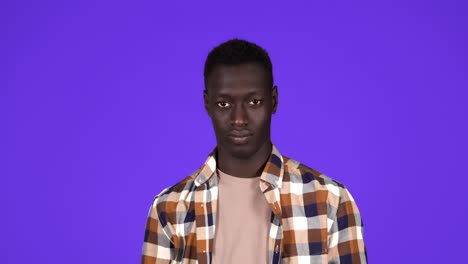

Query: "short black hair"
<box><xmin>203</xmin><ymin>38</ymin><xmax>273</xmax><ymax>88</ymax></box>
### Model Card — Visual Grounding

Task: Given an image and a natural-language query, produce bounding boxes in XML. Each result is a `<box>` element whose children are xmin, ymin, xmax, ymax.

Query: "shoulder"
<box><xmin>282</xmin><ymin>155</ymin><xmax>352</xmax><ymax>203</ymax></box>
<box><xmin>283</xmin><ymin>155</ymin><xmax>344</xmax><ymax>187</ymax></box>
<box><xmin>150</xmin><ymin>169</ymin><xmax>201</xmax><ymax>214</ymax></box>
<box><xmin>282</xmin><ymin>155</ymin><xmax>361</xmax><ymax>219</ymax></box>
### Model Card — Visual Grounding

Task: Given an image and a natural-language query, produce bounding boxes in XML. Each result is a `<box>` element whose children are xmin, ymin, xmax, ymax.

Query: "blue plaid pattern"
<box><xmin>142</xmin><ymin>144</ymin><xmax>367</xmax><ymax>263</ymax></box>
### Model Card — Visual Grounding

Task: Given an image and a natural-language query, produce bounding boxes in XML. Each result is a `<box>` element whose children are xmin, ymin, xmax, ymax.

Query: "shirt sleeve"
<box><xmin>141</xmin><ymin>200</ymin><xmax>173</xmax><ymax>264</ymax></box>
<box><xmin>327</xmin><ymin>187</ymin><xmax>367</xmax><ymax>263</ymax></box>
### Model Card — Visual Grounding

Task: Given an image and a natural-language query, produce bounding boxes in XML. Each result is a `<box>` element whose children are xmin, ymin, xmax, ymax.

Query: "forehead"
<box><xmin>205</xmin><ymin>63</ymin><xmax>270</xmax><ymax>95</ymax></box>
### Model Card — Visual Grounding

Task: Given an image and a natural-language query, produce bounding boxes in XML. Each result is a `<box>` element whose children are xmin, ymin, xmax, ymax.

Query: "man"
<box><xmin>142</xmin><ymin>39</ymin><xmax>367</xmax><ymax>264</ymax></box>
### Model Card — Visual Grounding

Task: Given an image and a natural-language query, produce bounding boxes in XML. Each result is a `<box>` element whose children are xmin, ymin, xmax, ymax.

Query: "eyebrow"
<box><xmin>213</xmin><ymin>91</ymin><xmax>265</xmax><ymax>98</ymax></box>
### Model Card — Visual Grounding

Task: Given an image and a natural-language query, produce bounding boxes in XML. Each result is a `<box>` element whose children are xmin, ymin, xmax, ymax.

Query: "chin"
<box><xmin>227</xmin><ymin>146</ymin><xmax>257</xmax><ymax>159</ymax></box>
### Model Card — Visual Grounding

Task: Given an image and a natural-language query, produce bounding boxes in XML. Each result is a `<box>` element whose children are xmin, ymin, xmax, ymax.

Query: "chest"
<box><xmin>171</xmin><ymin>193</ymin><xmax>330</xmax><ymax>263</ymax></box>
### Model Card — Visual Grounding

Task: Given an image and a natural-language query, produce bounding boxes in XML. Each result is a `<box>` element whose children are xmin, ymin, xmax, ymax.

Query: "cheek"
<box><xmin>251</xmin><ymin>111</ymin><xmax>271</xmax><ymax>126</ymax></box>
<box><xmin>211</xmin><ymin>113</ymin><xmax>229</xmax><ymax>129</ymax></box>
<box><xmin>259</xmin><ymin>119</ymin><xmax>272</xmax><ymax>133</ymax></box>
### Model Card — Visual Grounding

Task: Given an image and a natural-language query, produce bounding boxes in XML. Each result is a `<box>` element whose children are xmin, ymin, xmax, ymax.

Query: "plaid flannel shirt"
<box><xmin>142</xmin><ymin>145</ymin><xmax>367</xmax><ymax>263</ymax></box>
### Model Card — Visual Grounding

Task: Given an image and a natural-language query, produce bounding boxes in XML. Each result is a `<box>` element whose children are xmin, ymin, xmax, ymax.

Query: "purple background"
<box><xmin>3</xmin><ymin>0</ymin><xmax>467</xmax><ymax>263</ymax></box>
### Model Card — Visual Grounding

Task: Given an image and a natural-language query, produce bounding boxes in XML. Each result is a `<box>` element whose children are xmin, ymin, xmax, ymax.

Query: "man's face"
<box><xmin>204</xmin><ymin>63</ymin><xmax>278</xmax><ymax>159</ymax></box>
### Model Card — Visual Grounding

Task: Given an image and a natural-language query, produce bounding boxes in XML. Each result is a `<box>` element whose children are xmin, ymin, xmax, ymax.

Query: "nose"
<box><xmin>231</xmin><ymin>104</ymin><xmax>248</xmax><ymax>127</ymax></box>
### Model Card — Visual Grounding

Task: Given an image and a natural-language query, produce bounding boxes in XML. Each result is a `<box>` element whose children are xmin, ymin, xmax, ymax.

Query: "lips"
<box><xmin>228</xmin><ymin>131</ymin><xmax>252</xmax><ymax>144</ymax></box>
<box><xmin>229</xmin><ymin>130</ymin><xmax>252</xmax><ymax>137</ymax></box>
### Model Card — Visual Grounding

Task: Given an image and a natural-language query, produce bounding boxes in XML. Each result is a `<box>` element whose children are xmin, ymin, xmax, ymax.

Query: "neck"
<box><xmin>216</xmin><ymin>141</ymin><xmax>272</xmax><ymax>178</ymax></box>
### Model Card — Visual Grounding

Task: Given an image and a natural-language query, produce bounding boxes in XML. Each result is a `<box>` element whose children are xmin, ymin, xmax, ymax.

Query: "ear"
<box><xmin>203</xmin><ymin>89</ymin><xmax>211</xmax><ymax>116</ymax></box>
<box><xmin>271</xmin><ymin>85</ymin><xmax>278</xmax><ymax>114</ymax></box>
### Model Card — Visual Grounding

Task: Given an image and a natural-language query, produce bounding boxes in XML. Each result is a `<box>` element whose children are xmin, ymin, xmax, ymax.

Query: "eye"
<box><xmin>248</xmin><ymin>99</ymin><xmax>262</xmax><ymax>106</ymax></box>
<box><xmin>216</xmin><ymin>102</ymin><xmax>231</xmax><ymax>108</ymax></box>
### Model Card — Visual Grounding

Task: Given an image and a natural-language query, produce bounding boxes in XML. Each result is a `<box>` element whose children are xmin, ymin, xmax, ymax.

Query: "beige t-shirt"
<box><xmin>212</xmin><ymin>169</ymin><xmax>271</xmax><ymax>264</ymax></box>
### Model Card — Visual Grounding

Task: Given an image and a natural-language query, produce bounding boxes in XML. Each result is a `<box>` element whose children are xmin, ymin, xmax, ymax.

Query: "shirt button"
<box><xmin>200</xmin><ymin>204</ymin><xmax>204</xmax><ymax>207</ymax></box>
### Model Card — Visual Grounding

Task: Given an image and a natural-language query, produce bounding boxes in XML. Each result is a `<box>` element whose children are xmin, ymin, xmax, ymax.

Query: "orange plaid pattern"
<box><xmin>142</xmin><ymin>144</ymin><xmax>367</xmax><ymax>263</ymax></box>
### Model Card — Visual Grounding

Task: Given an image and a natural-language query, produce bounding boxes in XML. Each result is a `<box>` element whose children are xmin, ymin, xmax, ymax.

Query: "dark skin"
<box><xmin>204</xmin><ymin>63</ymin><xmax>278</xmax><ymax>178</ymax></box>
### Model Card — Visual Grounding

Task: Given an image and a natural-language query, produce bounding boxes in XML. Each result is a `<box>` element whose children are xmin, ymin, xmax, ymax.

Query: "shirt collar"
<box><xmin>193</xmin><ymin>144</ymin><xmax>284</xmax><ymax>190</ymax></box>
